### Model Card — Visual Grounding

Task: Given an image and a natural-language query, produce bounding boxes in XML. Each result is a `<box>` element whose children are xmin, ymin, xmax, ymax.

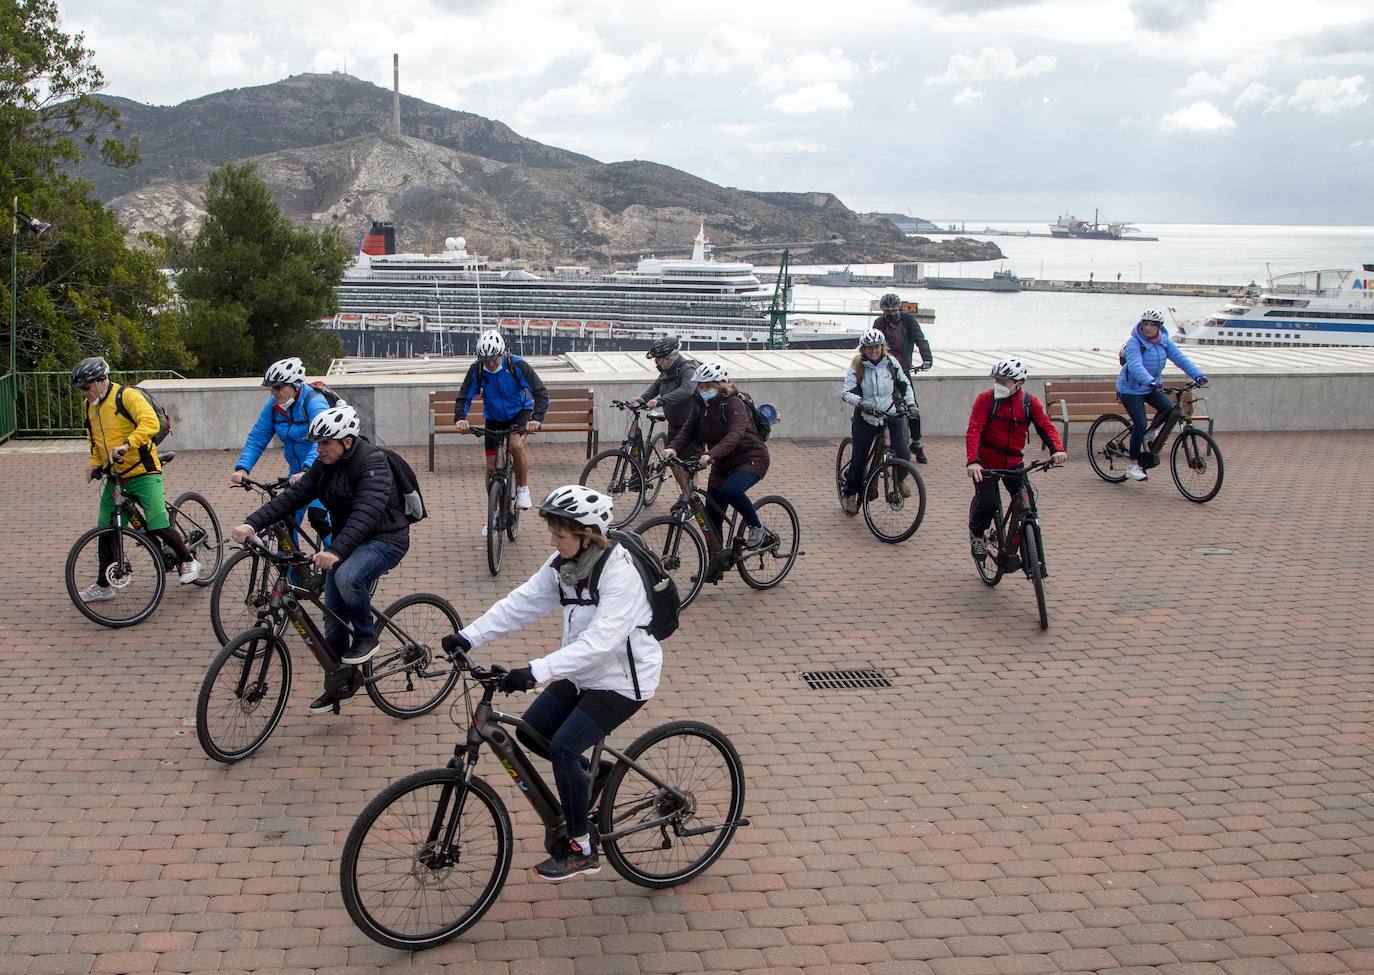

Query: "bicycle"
<box><xmin>579</xmin><ymin>399</ymin><xmax>670</xmax><ymax>528</ymax></box>
<box><xmin>339</xmin><ymin>647</ymin><xmax>748</xmax><ymax>950</ymax></box>
<box><xmin>970</xmin><ymin>458</ymin><xmax>1060</xmax><ymax>631</ymax></box>
<box><xmin>834</xmin><ymin>404</ymin><xmax>927</xmax><ymax>543</ymax></box>
<box><xmin>195</xmin><ymin>536</ymin><xmax>463</xmax><ymax>763</ymax></box>
<box><xmin>466</xmin><ymin>424</ymin><xmax>527</xmax><ymax>576</ymax></box>
<box><xmin>64</xmin><ymin>455</ymin><xmax>225</xmax><ymax>628</ymax></box>
<box><xmin>1086</xmin><ymin>381</ymin><xmax>1224</xmax><ymax>503</ymax></box>
<box><xmin>634</xmin><ymin>457</ymin><xmax>799</xmax><ymax>609</ymax></box>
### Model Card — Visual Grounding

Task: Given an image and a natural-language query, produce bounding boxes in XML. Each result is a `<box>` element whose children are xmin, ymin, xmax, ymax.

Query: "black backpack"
<box><xmin>379</xmin><ymin>447</ymin><xmax>426</xmax><ymax>523</ymax></box>
<box><xmin>734</xmin><ymin>391</ymin><xmax>773</xmax><ymax>442</ymax></box>
<box><xmin>565</xmin><ymin>529</ymin><xmax>680</xmax><ymax>641</ymax></box>
<box><xmin>113</xmin><ymin>384</ymin><xmax>172</xmax><ymax>445</ymax></box>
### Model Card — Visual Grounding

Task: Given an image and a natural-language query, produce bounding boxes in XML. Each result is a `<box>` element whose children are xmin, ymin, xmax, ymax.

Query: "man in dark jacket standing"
<box><xmin>631</xmin><ymin>336</ymin><xmax>697</xmax><ymax>492</ymax></box>
<box><xmin>230</xmin><ymin>405</ymin><xmax>410</xmax><ymax>713</ymax></box>
<box><xmin>874</xmin><ymin>293</ymin><xmax>933</xmax><ymax>463</ymax></box>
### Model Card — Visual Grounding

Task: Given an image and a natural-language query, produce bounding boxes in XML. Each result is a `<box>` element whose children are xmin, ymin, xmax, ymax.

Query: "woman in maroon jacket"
<box><xmin>662</xmin><ymin>362</ymin><xmax>770</xmax><ymax>553</ymax></box>
<box><xmin>965</xmin><ymin>357</ymin><xmax>1067</xmax><ymax>566</ymax></box>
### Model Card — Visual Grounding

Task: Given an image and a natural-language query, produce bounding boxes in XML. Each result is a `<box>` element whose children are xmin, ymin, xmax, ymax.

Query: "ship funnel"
<box><xmin>392</xmin><ymin>54</ymin><xmax>401</xmax><ymax>135</ymax></box>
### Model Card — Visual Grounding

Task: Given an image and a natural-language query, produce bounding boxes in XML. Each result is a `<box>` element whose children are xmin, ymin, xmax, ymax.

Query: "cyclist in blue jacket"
<box><xmin>231</xmin><ymin>357</ymin><xmax>332</xmax><ymax>538</ymax></box>
<box><xmin>455</xmin><ymin>331</ymin><xmax>550</xmax><ymax>529</ymax></box>
<box><xmin>1117</xmin><ymin>310</ymin><xmax>1208</xmax><ymax>482</ymax></box>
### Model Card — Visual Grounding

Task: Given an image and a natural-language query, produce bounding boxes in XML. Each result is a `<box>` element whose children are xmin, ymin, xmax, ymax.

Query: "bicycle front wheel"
<box><xmin>862</xmin><ymin>459</ymin><xmax>926</xmax><ymax>543</ymax></box>
<box><xmin>600</xmin><ymin>720</ymin><xmax>746</xmax><ymax>889</ymax></box>
<box><xmin>834</xmin><ymin>438</ymin><xmax>853</xmax><ymax>508</ymax></box>
<box><xmin>1087</xmin><ymin>413</ymin><xmax>1132</xmax><ymax>483</ymax></box>
<box><xmin>209</xmin><ymin>547</ymin><xmax>280</xmax><ymax>645</ymax></box>
<box><xmin>196</xmin><ymin>627</ymin><xmax>292</xmax><ymax>763</ymax></box>
<box><xmin>580</xmin><ymin>449</ymin><xmax>645</xmax><ymax>528</ymax></box>
<box><xmin>635</xmin><ymin>516</ymin><xmax>707</xmax><ymax>609</ymax></box>
<box><xmin>1171</xmin><ymin>429</ymin><xmax>1224</xmax><ymax>503</ymax></box>
<box><xmin>736</xmin><ymin>496</ymin><xmax>800</xmax><ymax>590</ymax></box>
<box><xmin>170</xmin><ymin>491</ymin><xmax>224</xmax><ymax>585</ymax></box>
<box><xmin>65</xmin><ymin>525</ymin><xmax>167</xmax><ymax>628</ymax></box>
<box><xmin>485</xmin><ymin>481</ymin><xmax>504</xmax><ymax>575</ymax></box>
<box><xmin>643</xmin><ymin>433</ymin><xmax>668</xmax><ymax>508</ymax></box>
<box><xmin>341</xmin><ymin>769</ymin><xmax>512</xmax><ymax>951</ymax></box>
<box><xmin>365</xmin><ymin>593</ymin><xmax>463</xmax><ymax>718</ymax></box>
<box><xmin>970</xmin><ymin>497</ymin><xmax>1004</xmax><ymax>587</ymax></box>
<box><xmin>1023</xmin><ymin>528</ymin><xmax>1048</xmax><ymax>631</ymax></box>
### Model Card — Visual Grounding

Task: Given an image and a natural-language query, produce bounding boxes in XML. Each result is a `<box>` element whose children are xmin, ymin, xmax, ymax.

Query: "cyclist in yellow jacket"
<box><xmin>73</xmin><ymin>357</ymin><xmax>199</xmax><ymax>602</ymax></box>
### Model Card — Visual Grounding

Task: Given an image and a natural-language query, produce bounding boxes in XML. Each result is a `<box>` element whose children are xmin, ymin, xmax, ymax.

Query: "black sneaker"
<box><xmin>533</xmin><ymin>837</ymin><xmax>601</xmax><ymax>882</ymax></box>
<box><xmin>308</xmin><ymin>692</ymin><xmax>338</xmax><ymax>714</ymax></box>
<box><xmin>913</xmin><ymin>446</ymin><xmax>928</xmax><ymax>465</ymax></box>
<box><xmin>341</xmin><ymin>635</ymin><xmax>379</xmax><ymax>665</ymax></box>
<box><xmin>970</xmin><ymin>533</ymin><xmax>987</xmax><ymax>560</ymax></box>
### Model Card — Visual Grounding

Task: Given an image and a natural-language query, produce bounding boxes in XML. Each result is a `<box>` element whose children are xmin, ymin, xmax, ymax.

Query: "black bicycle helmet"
<box><xmin>645</xmin><ymin>336</ymin><xmax>680</xmax><ymax>359</ymax></box>
<box><xmin>879</xmin><ymin>293</ymin><xmax>902</xmax><ymax>310</ymax></box>
<box><xmin>70</xmin><ymin>356</ymin><xmax>110</xmax><ymax>387</ymax></box>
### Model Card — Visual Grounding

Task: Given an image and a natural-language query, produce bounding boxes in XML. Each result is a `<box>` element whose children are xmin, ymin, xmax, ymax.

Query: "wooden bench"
<box><xmin>427</xmin><ymin>387</ymin><xmax>598</xmax><ymax>471</ymax></box>
<box><xmin>1043</xmin><ymin>379</ymin><xmax>1212</xmax><ymax>449</ymax></box>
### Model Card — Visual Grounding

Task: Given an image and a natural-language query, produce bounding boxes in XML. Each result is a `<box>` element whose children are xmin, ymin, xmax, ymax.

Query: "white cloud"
<box><xmin>1284</xmin><ymin>75</ymin><xmax>1370</xmax><ymax>114</ymax></box>
<box><xmin>952</xmin><ymin>87</ymin><xmax>983</xmax><ymax>105</ymax></box>
<box><xmin>1132</xmin><ymin>0</ymin><xmax>1218</xmax><ymax>33</ymax></box>
<box><xmin>1234</xmin><ymin>82</ymin><xmax>1279</xmax><ymax>111</ymax></box>
<box><xmin>745</xmin><ymin>139</ymin><xmax>828</xmax><ymax>153</ymax></box>
<box><xmin>926</xmin><ymin>47</ymin><xmax>1056</xmax><ymax>85</ymax></box>
<box><xmin>1177</xmin><ymin>55</ymin><xmax>1266</xmax><ymax>99</ymax></box>
<box><xmin>516</xmin><ymin>44</ymin><xmax>661</xmax><ymax>120</ymax></box>
<box><xmin>766</xmin><ymin>82</ymin><xmax>852</xmax><ymax>114</ymax></box>
<box><xmin>755</xmin><ymin>49</ymin><xmax>860</xmax><ymax>90</ymax></box>
<box><xmin>1159</xmin><ymin>100</ymin><xmax>1236</xmax><ymax>132</ymax></box>
<box><xmin>663</xmin><ymin>26</ymin><xmax>754</xmax><ymax>77</ymax></box>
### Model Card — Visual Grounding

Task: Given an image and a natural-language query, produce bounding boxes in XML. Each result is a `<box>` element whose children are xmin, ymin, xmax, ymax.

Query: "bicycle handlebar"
<box><xmin>235</xmin><ymin>476</ymin><xmax>290</xmax><ymax>495</ymax></box>
<box><xmin>464</xmin><ymin>425</ymin><xmax>529</xmax><ymax>438</ymax></box>
<box><xmin>861</xmin><ymin>403</ymin><xmax>912</xmax><ymax>419</ymax></box>
<box><xmin>979</xmin><ymin>459</ymin><xmax>1061</xmax><ymax>478</ymax></box>
<box><xmin>663</xmin><ymin>455</ymin><xmax>704</xmax><ymax>474</ymax></box>
<box><xmin>239</xmin><ymin>533</ymin><xmax>313</xmax><ymax>566</ymax></box>
<box><xmin>611</xmin><ymin>399</ymin><xmax>649</xmax><ymax>412</ymax></box>
<box><xmin>1160</xmin><ymin>380</ymin><xmax>1206</xmax><ymax>395</ymax></box>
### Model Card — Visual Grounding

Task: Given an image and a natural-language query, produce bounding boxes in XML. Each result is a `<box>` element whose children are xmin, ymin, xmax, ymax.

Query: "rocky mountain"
<box><xmin>90</xmin><ymin>73</ymin><xmax>1002</xmax><ymax>266</ymax></box>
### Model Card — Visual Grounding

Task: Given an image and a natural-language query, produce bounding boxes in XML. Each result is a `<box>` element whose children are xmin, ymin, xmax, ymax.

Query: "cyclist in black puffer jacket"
<box><xmin>230</xmin><ymin>405</ymin><xmax>410</xmax><ymax>714</ymax></box>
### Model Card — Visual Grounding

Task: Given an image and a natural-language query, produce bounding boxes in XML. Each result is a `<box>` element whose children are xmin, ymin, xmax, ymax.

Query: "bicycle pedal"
<box><xmin>331</xmin><ymin>701</ymin><xmax>341</xmax><ymax>715</ymax></box>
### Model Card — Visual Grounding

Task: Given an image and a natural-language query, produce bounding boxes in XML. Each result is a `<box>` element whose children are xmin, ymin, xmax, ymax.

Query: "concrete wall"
<box><xmin>144</xmin><ymin>368</ymin><xmax>1374</xmax><ymax>453</ymax></box>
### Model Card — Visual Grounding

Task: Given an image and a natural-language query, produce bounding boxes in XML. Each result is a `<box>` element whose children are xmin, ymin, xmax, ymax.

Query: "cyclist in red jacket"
<box><xmin>966</xmin><ymin>357</ymin><xmax>1066</xmax><ymax>569</ymax></box>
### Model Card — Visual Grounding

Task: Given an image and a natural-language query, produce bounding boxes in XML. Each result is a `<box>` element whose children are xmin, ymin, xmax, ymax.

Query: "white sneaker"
<box><xmin>1126</xmin><ymin>464</ymin><xmax>1147</xmax><ymax>481</ymax></box>
<box><xmin>79</xmin><ymin>584</ymin><xmax>115</xmax><ymax>603</ymax></box>
<box><xmin>178</xmin><ymin>560</ymin><xmax>201</xmax><ymax>584</ymax></box>
<box><xmin>481</xmin><ymin>524</ymin><xmax>489</xmax><ymax>537</ymax></box>
<box><xmin>515</xmin><ymin>486</ymin><xmax>532</xmax><ymax>509</ymax></box>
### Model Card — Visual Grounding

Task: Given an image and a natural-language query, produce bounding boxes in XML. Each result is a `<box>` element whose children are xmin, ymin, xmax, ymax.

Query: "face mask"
<box><xmin>992</xmin><ymin>384</ymin><xmax>1013</xmax><ymax>400</ymax></box>
<box><xmin>277</xmin><ymin>395</ymin><xmax>295</xmax><ymax>409</ymax></box>
<box><xmin>700</xmin><ymin>389</ymin><xmax>718</xmax><ymax>402</ymax></box>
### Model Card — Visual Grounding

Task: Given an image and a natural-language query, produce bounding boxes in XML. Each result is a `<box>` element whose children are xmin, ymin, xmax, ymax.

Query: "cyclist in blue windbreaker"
<box><xmin>231</xmin><ymin>357</ymin><xmax>332</xmax><ymax>538</ymax></box>
<box><xmin>1116</xmin><ymin>311</ymin><xmax>1208</xmax><ymax>482</ymax></box>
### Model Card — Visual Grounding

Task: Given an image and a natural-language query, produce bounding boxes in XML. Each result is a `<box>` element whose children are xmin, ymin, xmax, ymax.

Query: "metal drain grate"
<box><xmin>800</xmin><ymin>668</ymin><xmax>892</xmax><ymax>690</ymax></box>
<box><xmin>791</xmin><ymin>439</ymin><xmax>833</xmax><ymax>448</ymax></box>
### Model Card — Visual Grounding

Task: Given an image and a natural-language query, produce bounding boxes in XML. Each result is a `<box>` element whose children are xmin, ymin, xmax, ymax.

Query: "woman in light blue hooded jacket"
<box><xmin>1116</xmin><ymin>310</ymin><xmax>1207</xmax><ymax>481</ymax></box>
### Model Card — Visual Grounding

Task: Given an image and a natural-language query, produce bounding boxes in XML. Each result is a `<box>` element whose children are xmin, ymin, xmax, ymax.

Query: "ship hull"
<box><xmin>325</xmin><ymin>327</ymin><xmax>863</xmax><ymax>358</ymax></box>
<box><xmin>925</xmin><ymin>277</ymin><xmax>1021</xmax><ymax>292</ymax></box>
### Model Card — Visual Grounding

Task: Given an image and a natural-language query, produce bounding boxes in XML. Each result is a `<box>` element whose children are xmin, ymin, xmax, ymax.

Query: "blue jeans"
<box><xmin>1119</xmin><ymin>389</ymin><xmax>1174</xmax><ymax>459</ymax></box>
<box><xmin>518</xmin><ymin>680</ymin><xmax>644</xmax><ymax>839</ymax></box>
<box><xmin>323</xmin><ymin>539</ymin><xmax>404</xmax><ymax>659</ymax></box>
<box><xmin>706</xmin><ymin>469</ymin><xmax>761</xmax><ymax>540</ymax></box>
<box><xmin>843</xmin><ymin>413</ymin><xmax>911</xmax><ymax>497</ymax></box>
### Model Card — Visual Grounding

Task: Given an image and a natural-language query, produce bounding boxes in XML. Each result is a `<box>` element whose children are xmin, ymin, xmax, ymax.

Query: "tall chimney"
<box><xmin>392</xmin><ymin>54</ymin><xmax>401</xmax><ymax>135</ymax></box>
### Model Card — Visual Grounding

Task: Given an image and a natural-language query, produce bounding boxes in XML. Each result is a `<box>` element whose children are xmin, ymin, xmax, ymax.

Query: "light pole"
<box><xmin>9</xmin><ymin>196</ymin><xmax>51</xmax><ymax>378</ymax></box>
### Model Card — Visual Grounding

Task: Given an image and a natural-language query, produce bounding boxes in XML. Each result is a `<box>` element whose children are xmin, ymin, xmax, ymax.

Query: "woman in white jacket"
<box><xmin>441</xmin><ymin>484</ymin><xmax>662</xmax><ymax>883</ymax></box>
<box><xmin>839</xmin><ymin>329</ymin><xmax>918</xmax><ymax>515</ymax></box>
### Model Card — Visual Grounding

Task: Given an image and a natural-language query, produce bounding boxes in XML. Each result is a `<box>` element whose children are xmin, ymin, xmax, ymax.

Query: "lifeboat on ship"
<box><xmin>393</xmin><ymin>313</ymin><xmax>423</xmax><ymax>330</ymax></box>
<box><xmin>556</xmin><ymin>320</ymin><xmax>582</xmax><ymax>334</ymax></box>
<box><xmin>585</xmin><ymin>320</ymin><xmax>612</xmax><ymax>332</ymax></box>
<box><xmin>527</xmin><ymin>319</ymin><xmax>553</xmax><ymax>332</ymax></box>
<box><xmin>337</xmin><ymin>313</ymin><xmax>364</xmax><ymax>328</ymax></box>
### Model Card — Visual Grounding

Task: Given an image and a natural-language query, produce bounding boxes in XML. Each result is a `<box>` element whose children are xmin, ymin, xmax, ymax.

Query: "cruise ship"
<box><xmin>1174</xmin><ymin>265</ymin><xmax>1374</xmax><ymax>348</ymax></box>
<box><xmin>319</xmin><ymin>222</ymin><xmax>871</xmax><ymax>356</ymax></box>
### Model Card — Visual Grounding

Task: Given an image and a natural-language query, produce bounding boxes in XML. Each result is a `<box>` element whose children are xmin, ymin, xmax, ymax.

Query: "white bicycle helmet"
<box><xmin>306</xmin><ymin>404</ymin><xmax>361</xmax><ymax>442</ymax></box>
<box><xmin>537</xmin><ymin>484</ymin><xmax>613</xmax><ymax>532</ymax></box>
<box><xmin>476</xmin><ymin>330</ymin><xmax>505</xmax><ymax>359</ymax></box>
<box><xmin>1139</xmin><ymin>309</ymin><xmax>1164</xmax><ymax>324</ymax></box>
<box><xmin>858</xmin><ymin>328</ymin><xmax>886</xmax><ymax>348</ymax></box>
<box><xmin>990</xmin><ymin>357</ymin><xmax>1028</xmax><ymax>382</ymax></box>
<box><xmin>262</xmin><ymin>356</ymin><xmax>306</xmax><ymax>387</ymax></box>
<box><xmin>691</xmin><ymin>362</ymin><xmax>729</xmax><ymax>384</ymax></box>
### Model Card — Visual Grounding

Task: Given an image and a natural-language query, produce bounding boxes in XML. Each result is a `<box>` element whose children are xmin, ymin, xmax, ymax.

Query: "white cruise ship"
<box><xmin>320</xmin><ymin>222</ymin><xmax>872</xmax><ymax>357</ymax></box>
<box><xmin>1175</xmin><ymin>265</ymin><xmax>1374</xmax><ymax>348</ymax></box>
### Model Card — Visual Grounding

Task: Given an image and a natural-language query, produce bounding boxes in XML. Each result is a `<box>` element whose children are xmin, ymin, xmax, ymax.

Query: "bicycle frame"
<box><xmin>982</xmin><ymin>466</ymin><xmax>1046</xmax><ymax>573</ymax></box>
<box><xmin>664</xmin><ymin>466</ymin><xmax>736</xmax><ymax>557</ymax></box>
<box><xmin>1133</xmin><ymin>385</ymin><xmax>1209</xmax><ymax>456</ymax></box>
<box><xmin>853</xmin><ymin>407</ymin><xmax>910</xmax><ymax>480</ymax></box>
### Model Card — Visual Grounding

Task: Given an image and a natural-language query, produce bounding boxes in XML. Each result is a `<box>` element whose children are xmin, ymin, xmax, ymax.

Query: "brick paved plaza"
<box><xmin>1</xmin><ymin>431</ymin><xmax>1371</xmax><ymax>975</ymax></box>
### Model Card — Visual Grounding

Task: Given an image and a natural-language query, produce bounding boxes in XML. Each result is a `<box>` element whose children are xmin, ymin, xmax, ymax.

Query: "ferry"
<box><xmin>321</xmin><ymin>222</ymin><xmax>875</xmax><ymax>356</ymax></box>
<box><xmin>1174</xmin><ymin>265</ymin><xmax>1374</xmax><ymax>348</ymax></box>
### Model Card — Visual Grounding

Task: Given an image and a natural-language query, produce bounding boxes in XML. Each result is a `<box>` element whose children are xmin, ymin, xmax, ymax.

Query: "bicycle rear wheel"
<box><xmin>65</xmin><ymin>525</ymin><xmax>167</xmax><ymax>628</ymax></box>
<box><xmin>861</xmin><ymin>459</ymin><xmax>926</xmax><ymax>543</ymax></box>
<box><xmin>834</xmin><ymin>438</ymin><xmax>853</xmax><ymax>508</ymax></box>
<box><xmin>1087</xmin><ymin>414</ymin><xmax>1132</xmax><ymax>483</ymax></box>
<box><xmin>635</xmin><ymin>516</ymin><xmax>707</xmax><ymax>609</ymax></box>
<box><xmin>1171</xmin><ymin>429</ymin><xmax>1224</xmax><ymax>503</ymax></box>
<box><xmin>599</xmin><ymin>720</ymin><xmax>746</xmax><ymax>889</ymax></box>
<box><xmin>341</xmin><ymin>769</ymin><xmax>512</xmax><ymax>951</ymax></box>
<box><xmin>486</xmin><ymin>481</ymin><xmax>504</xmax><ymax>575</ymax></box>
<box><xmin>1022</xmin><ymin>528</ymin><xmax>1048</xmax><ymax>630</ymax></box>
<box><xmin>169</xmin><ymin>491</ymin><xmax>223</xmax><ymax>585</ymax></box>
<box><xmin>209</xmin><ymin>547</ymin><xmax>278</xmax><ymax>645</ymax></box>
<box><xmin>580</xmin><ymin>449</ymin><xmax>645</xmax><ymax>528</ymax></box>
<box><xmin>365</xmin><ymin>593</ymin><xmax>463</xmax><ymax>718</ymax></box>
<box><xmin>735</xmin><ymin>496</ymin><xmax>800</xmax><ymax>590</ymax></box>
<box><xmin>196</xmin><ymin>627</ymin><xmax>292</xmax><ymax>763</ymax></box>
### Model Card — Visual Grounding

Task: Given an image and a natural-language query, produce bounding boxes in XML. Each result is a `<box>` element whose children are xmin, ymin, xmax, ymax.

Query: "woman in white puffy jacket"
<box><xmin>839</xmin><ymin>329</ymin><xmax>918</xmax><ymax>515</ymax></box>
<box><xmin>441</xmin><ymin>485</ymin><xmax>661</xmax><ymax>883</ymax></box>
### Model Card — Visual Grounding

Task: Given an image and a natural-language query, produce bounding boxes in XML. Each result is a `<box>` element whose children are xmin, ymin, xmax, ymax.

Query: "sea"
<box><xmin>770</xmin><ymin>222</ymin><xmax>1374</xmax><ymax>351</ymax></box>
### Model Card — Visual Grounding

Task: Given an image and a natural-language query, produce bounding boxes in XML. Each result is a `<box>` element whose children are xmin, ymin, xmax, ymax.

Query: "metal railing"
<box><xmin>0</xmin><ymin>374</ymin><xmax>15</xmax><ymax>443</ymax></box>
<box><xmin>12</xmin><ymin>371</ymin><xmax>184</xmax><ymax>438</ymax></box>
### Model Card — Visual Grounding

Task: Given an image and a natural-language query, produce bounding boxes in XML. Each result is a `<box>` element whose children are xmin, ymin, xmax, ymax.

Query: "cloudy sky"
<box><xmin>59</xmin><ymin>0</ymin><xmax>1374</xmax><ymax>224</ymax></box>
